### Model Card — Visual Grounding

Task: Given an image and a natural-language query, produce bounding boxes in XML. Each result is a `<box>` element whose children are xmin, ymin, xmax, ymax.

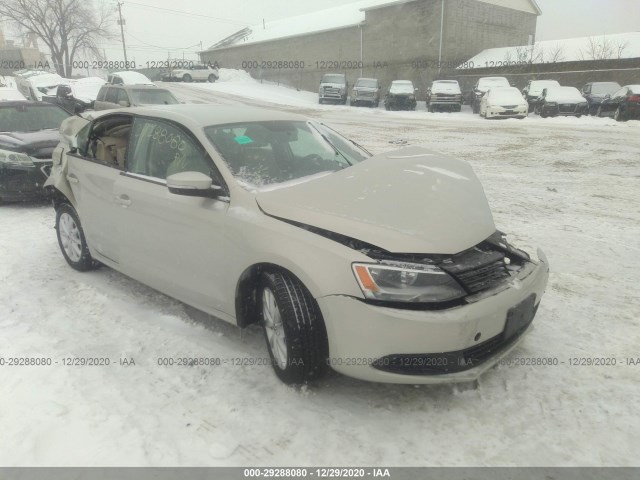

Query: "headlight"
<box><xmin>0</xmin><ymin>149</ymin><xmax>34</xmax><ymax>167</ymax></box>
<box><xmin>352</xmin><ymin>262</ymin><xmax>466</xmax><ymax>303</ymax></box>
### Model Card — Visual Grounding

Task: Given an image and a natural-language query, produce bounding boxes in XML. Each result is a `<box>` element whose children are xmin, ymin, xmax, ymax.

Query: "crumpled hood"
<box><xmin>0</xmin><ymin>130</ymin><xmax>60</xmax><ymax>158</ymax></box>
<box><xmin>256</xmin><ymin>146</ymin><xmax>496</xmax><ymax>254</ymax></box>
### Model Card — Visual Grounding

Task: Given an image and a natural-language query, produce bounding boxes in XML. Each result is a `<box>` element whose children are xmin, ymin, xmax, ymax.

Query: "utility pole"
<box><xmin>117</xmin><ymin>2</ymin><xmax>128</xmax><ymax>65</ymax></box>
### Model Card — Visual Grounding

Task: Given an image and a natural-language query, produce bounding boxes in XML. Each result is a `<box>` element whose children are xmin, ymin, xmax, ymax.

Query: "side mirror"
<box><xmin>118</xmin><ymin>100</ymin><xmax>130</xmax><ymax>107</ymax></box>
<box><xmin>167</xmin><ymin>171</ymin><xmax>223</xmax><ymax>198</ymax></box>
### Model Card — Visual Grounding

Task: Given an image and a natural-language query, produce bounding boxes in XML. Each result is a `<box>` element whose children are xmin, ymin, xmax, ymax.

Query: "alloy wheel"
<box><xmin>262</xmin><ymin>287</ymin><xmax>288</xmax><ymax>370</ymax></box>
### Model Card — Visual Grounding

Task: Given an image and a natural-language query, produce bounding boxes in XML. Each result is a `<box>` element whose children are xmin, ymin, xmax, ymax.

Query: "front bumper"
<box><xmin>317</xmin><ymin>256</ymin><xmax>549</xmax><ymax>384</ymax></box>
<box><xmin>386</xmin><ymin>96</ymin><xmax>417</xmax><ymax>110</ymax></box>
<box><xmin>0</xmin><ymin>161</ymin><xmax>52</xmax><ymax>201</ymax></box>
<box><xmin>486</xmin><ymin>105</ymin><xmax>528</xmax><ymax>118</ymax></box>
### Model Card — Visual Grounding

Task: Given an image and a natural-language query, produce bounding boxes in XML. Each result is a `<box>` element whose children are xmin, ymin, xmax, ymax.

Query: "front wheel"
<box><xmin>614</xmin><ymin>106</ymin><xmax>626</xmax><ymax>122</ymax></box>
<box><xmin>182</xmin><ymin>74</ymin><xmax>192</xmax><ymax>83</ymax></box>
<box><xmin>208</xmin><ymin>74</ymin><xmax>217</xmax><ymax>83</ymax></box>
<box><xmin>258</xmin><ymin>271</ymin><xmax>329</xmax><ymax>384</ymax></box>
<box><xmin>56</xmin><ymin>204</ymin><xmax>101</xmax><ymax>271</ymax></box>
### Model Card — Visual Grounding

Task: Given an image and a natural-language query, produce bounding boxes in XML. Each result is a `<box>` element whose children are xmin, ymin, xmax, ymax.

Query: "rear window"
<box><xmin>128</xmin><ymin>89</ymin><xmax>178</xmax><ymax>105</ymax></box>
<box><xmin>0</xmin><ymin>104</ymin><xmax>70</xmax><ymax>132</ymax></box>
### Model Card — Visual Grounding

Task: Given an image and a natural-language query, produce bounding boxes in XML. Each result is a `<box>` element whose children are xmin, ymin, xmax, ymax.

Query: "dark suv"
<box><xmin>581</xmin><ymin>82</ymin><xmax>621</xmax><ymax>115</ymax></box>
<box><xmin>351</xmin><ymin>78</ymin><xmax>381</xmax><ymax>107</ymax></box>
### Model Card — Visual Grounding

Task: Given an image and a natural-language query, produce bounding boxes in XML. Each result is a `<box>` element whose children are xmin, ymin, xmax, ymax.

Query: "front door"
<box><xmin>113</xmin><ymin>116</ymin><xmax>231</xmax><ymax>315</ymax></box>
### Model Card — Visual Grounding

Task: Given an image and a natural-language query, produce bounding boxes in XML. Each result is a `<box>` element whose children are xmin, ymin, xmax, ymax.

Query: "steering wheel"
<box><xmin>302</xmin><ymin>153</ymin><xmax>326</xmax><ymax>165</ymax></box>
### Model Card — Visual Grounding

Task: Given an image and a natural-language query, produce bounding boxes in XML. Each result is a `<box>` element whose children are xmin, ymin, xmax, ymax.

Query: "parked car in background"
<box><xmin>479</xmin><ymin>87</ymin><xmax>528</xmax><ymax>119</ymax></box>
<box><xmin>162</xmin><ymin>64</ymin><xmax>219</xmax><ymax>83</ymax></box>
<box><xmin>351</xmin><ymin>78</ymin><xmax>381</xmax><ymax>107</ymax></box>
<box><xmin>14</xmin><ymin>70</ymin><xmax>64</xmax><ymax>101</ymax></box>
<box><xmin>426</xmin><ymin>80</ymin><xmax>463</xmax><ymax>112</ymax></box>
<box><xmin>471</xmin><ymin>77</ymin><xmax>510</xmax><ymax>113</ymax></box>
<box><xmin>522</xmin><ymin>79</ymin><xmax>560</xmax><ymax>108</ymax></box>
<box><xmin>385</xmin><ymin>80</ymin><xmax>417</xmax><ymax>111</ymax></box>
<box><xmin>536</xmin><ymin>86</ymin><xmax>588</xmax><ymax>118</ymax></box>
<box><xmin>582</xmin><ymin>82</ymin><xmax>621</xmax><ymax>115</ymax></box>
<box><xmin>0</xmin><ymin>87</ymin><xmax>27</xmax><ymax>102</ymax></box>
<box><xmin>93</xmin><ymin>84</ymin><xmax>179</xmax><ymax>111</ymax></box>
<box><xmin>107</xmin><ymin>71</ymin><xmax>155</xmax><ymax>86</ymax></box>
<box><xmin>45</xmin><ymin>104</ymin><xmax>548</xmax><ymax>385</ymax></box>
<box><xmin>319</xmin><ymin>73</ymin><xmax>348</xmax><ymax>104</ymax></box>
<box><xmin>42</xmin><ymin>77</ymin><xmax>105</xmax><ymax>113</ymax></box>
<box><xmin>596</xmin><ymin>85</ymin><xmax>640</xmax><ymax>121</ymax></box>
<box><xmin>0</xmin><ymin>101</ymin><xmax>70</xmax><ymax>202</ymax></box>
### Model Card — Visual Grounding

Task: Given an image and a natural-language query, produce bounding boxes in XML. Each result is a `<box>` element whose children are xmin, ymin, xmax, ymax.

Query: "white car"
<box><xmin>0</xmin><ymin>86</ymin><xmax>27</xmax><ymax>101</ymax></box>
<box><xmin>45</xmin><ymin>105</ymin><xmax>549</xmax><ymax>385</ymax></box>
<box><xmin>163</xmin><ymin>64</ymin><xmax>219</xmax><ymax>83</ymax></box>
<box><xmin>480</xmin><ymin>87</ymin><xmax>529</xmax><ymax>119</ymax></box>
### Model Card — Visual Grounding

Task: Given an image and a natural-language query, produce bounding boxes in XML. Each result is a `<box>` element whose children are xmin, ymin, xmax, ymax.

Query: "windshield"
<box><xmin>321</xmin><ymin>75</ymin><xmax>346</xmax><ymax>84</ymax></box>
<box><xmin>129</xmin><ymin>89</ymin><xmax>178</xmax><ymax>105</ymax></box>
<box><xmin>355</xmin><ymin>79</ymin><xmax>378</xmax><ymax>88</ymax></box>
<box><xmin>591</xmin><ymin>83</ymin><xmax>621</xmax><ymax>95</ymax></box>
<box><xmin>390</xmin><ymin>82</ymin><xmax>414</xmax><ymax>94</ymax></box>
<box><xmin>529</xmin><ymin>81</ymin><xmax>560</xmax><ymax>93</ymax></box>
<box><xmin>478</xmin><ymin>78</ymin><xmax>509</xmax><ymax>90</ymax></box>
<box><xmin>205</xmin><ymin>120</ymin><xmax>369</xmax><ymax>189</ymax></box>
<box><xmin>0</xmin><ymin>104</ymin><xmax>70</xmax><ymax>132</ymax></box>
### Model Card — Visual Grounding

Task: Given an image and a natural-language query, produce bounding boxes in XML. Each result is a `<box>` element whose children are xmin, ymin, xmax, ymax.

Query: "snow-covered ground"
<box><xmin>1</xmin><ymin>72</ymin><xmax>640</xmax><ymax>467</ymax></box>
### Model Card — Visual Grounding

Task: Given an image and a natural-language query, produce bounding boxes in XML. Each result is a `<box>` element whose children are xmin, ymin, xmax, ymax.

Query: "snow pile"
<box><xmin>217</xmin><ymin>68</ymin><xmax>257</xmax><ymax>84</ymax></box>
<box><xmin>460</xmin><ymin>32</ymin><xmax>640</xmax><ymax>68</ymax></box>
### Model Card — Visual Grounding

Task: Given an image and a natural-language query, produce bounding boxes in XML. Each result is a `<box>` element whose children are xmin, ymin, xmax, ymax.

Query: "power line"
<box><xmin>126</xmin><ymin>31</ymin><xmax>202</xmax><ymax>51</ymax></box>
<box><xmin>122</xmin><ymin>1</ymin><xmax>252</xmax><ymax>26</ymax></box>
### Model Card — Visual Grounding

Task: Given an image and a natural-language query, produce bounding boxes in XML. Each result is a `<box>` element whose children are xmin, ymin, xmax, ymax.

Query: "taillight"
<box><xmin>629</xmin><ymin>95</ymin><xmax>640</xmax><ymax>102</ymax></box>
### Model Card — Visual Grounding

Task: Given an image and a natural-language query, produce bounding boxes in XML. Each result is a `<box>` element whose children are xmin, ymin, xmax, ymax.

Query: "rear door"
<box><xmin>112</xmin><ymin>116</ymin><xmax>232</xmax><ymax>315</ymax></box>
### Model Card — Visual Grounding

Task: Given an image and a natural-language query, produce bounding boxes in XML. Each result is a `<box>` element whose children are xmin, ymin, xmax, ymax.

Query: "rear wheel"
<box><xmin>208</xmin><ymin>74</ymin><xmax>217</xmax><ymax>83</ymax></box>
<box><xmin>614</xmin><ymin>106</ymin><xmax>626</xmax><ymax>122</ymax></box>
<box><xmin>182</xmin><ymin>74</ymin><xmax>192</xmax><ymax>83</ymax></box>
<box><xmin>258</xmin><ymin>271</ymin><xmax>328</xmax><ymax>384</ymax></box>
<box><xmin>56</xmin><ymin>204</ymin><xmax>101</xmax><ymax>272</ymax></box>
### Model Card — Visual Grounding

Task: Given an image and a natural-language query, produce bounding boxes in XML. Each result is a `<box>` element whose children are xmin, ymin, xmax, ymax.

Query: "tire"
<box><xmin>208</xmin><ymin>74</ymin><xmax>217</xmax><ymax>83</ymax></box>
<box><xmin>56</xmin><ymin>204</ymin><xmax>101</xmax><ymax>272</ymax></box>
<box><xmin>258</xmin><ymin>271</ymin><xmax>328</xmax><ymax>384</ymax></box>
<box><xmin>472</xmin><ymin>102</ymin><xmax>480</xmax><ymax>114</ymax></box>
<box><xmin>427</xmin><ymin>104</ymin><xmax>433</xmax><ymax>113</ymax></box>
<box><xmin>596</xmin><ymin>106</ymin><xmax>603</xmax><ymax>117</ymax></box>
<box><xmin>182</xmin><ymin>74</ymin><xmax>192</xmax><ymax>83</ymax></box>
<box><xmin>540</xmin><ymin>109</ymin><xmax>548</xmax><ymax>118</ymax></box>
<box><xmin>614</xmin><ymin>106</ymin><xmax>626</xmax><ymax>122</ymax></box>
<box><xmin>455</xmin><ymin>105</ymin><xmax>462</xmax><ymax>113</ymax></box>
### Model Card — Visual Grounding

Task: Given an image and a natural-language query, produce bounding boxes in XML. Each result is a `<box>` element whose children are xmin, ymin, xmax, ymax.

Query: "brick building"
<box><xmin>200</xmin><ymin>0</ymin><xmax>541</xmax><ymax>92</ymax></box>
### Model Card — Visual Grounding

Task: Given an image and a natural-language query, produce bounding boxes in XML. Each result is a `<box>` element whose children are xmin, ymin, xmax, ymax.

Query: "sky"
<box><xmin>3</xmin><ymin>0</ymin><xmax>640</xmax><ymax>65</ymax></box>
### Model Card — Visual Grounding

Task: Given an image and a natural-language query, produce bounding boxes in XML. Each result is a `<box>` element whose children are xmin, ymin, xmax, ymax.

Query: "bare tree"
<box><xmin>546</xmin><ymin>43</ymin><xmax>566</xmax><ymax>63</ymax></box>
<box><xmin>614</xmin><ymin>39</ymin><xmax>629</xmax><ymax>59</ymax></box>
<box><xmin>0</xmin><ymin>0</ymin><xmax>113</xmax><ymax>77</ymax></box>
<box><xmin>579</xmin><ymin>36</ymin><xmax>621</xmax><ymax>61</ymax></box>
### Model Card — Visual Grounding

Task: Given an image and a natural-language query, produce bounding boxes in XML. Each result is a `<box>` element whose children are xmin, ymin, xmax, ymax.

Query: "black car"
<box><xmin>536</xmin><ymin>86</ymin><xmax>588</xmax><ymax>118</ymax></box>
<box><xmin>596</xmin><ymin>85</ymin><xmax>640</xmax><ymax>121</ymax></box>
<box><xmin>42</xmin><ymin>79</ymin><xmax>105</xmax><ymax>114</ymax></box>
<box><xmin>581</xmin><ymin>82</ymin><xmax>621</xmax><ymax>115</ymax></box>
<box><xmin>0</xmin><ymin>101</ymin><xmax>70</xmax><ymax>202</ymax></box>
<box><xmin>384</xmin><ymin>80</ymin><xmax>417</xmax><ymax>111</ymax></box>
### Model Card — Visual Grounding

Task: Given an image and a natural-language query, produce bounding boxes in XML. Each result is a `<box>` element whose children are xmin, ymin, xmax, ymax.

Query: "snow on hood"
<box><xmin>431</xmin><ymin>82</ymin><xmax>461</xmax><ymax>94</ymax></box>
<box><xmin>390</xmin><ymin>82</ymin><xmax>415</xmax><ymax>95</ymax></box>
<box><xmin>256</xmin><ymin>146</ymin><xmax>496</xmax><ymax>254</ymax></box>
<box><xmin>489</xmin><ymin>87</ymin><xmax>526</xmax><ymax>105</ymax></box>
<box><xmin>545</xmin><ymin>87</ymin><xmax>585</xmax><ymax>103</ymax></box>
<box><xmin>477</xmin><ymin>78</ymin><xmax>509</xmax><ymax>92</ymax></box>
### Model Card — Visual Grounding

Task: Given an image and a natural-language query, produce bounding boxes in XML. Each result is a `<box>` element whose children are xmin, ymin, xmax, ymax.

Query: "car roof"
<box><xmin>94</xmin><ymin>104</ymin><xmax>307</xmax><ymax>127</ymax></box>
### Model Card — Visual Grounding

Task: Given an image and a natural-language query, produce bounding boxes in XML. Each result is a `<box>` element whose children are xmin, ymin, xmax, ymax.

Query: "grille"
<box><xmin>503</xmin><ymin>105</ymin><xmax>517</xmax><ymax>109</ymax></box>
<box><xmin>559</xmin><ymin>104</ymin><xmax>576</xmax><ymax>113</ymax></box>
<box><xmin>455</xmin><ymin>259</ymin><xmax>510</xmax><ymax>293</ymax></box>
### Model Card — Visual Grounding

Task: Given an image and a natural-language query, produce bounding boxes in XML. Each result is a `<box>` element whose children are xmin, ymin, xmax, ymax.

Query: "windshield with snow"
<box><xmin>390</xmin><ymin>82</ymin><xmax>414</xmax><ymax>94</ymax></box>
<box><xmin>355</xmin><ymin>79</ymin><xmax>378</xmax><ymax>88</ymax></box>
<box><xmin>0</xmin><ymin>103</ymin><xmax>70</xmax><ymax>132</ymax></box>
<box><xmin>205</xmin><ymin>121</ymin><xmax>369</xmax><ymax>189</ymax></box>
<box><xmin>321</xmin><ymin>75</ymin><xmax>346</xmax><ymax>85</ymax></box>
<box><xmin>129</xmin><ymin>89</ymin><xmax>178</xmax><ymax>105</ymax></box>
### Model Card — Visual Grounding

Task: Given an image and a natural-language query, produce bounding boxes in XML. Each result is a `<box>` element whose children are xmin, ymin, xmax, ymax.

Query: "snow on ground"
<box><xmin>1</xmin><ymin>74</ymin><xmax>640</xmax><ymax>467</ymax></box>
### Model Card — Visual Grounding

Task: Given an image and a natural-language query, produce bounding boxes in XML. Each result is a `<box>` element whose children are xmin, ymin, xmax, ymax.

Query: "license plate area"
<box><xmin>504</xmin><ymin>294</ymin><xmax>537</xmax><ymax>340</ymax></box>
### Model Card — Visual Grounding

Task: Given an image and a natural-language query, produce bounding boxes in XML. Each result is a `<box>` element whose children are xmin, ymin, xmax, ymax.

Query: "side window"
<box><xmin>76</xmin><ymin>123</ymin><xmax>91</xmax><ymax>156</ymax></box>
<box><xmin>127</xmin><ymin>118</ymin><xmax>212</xmax><ymax>180</ymax></box>
<box><xmin>104</xmin><ymin>87</ymin><xmax>118</xmax><ymax>104</ymax></box>
<box><xmin>85</xmin><ymin>115</ymin><xmax>133</xmax><ymax>169</ymax></box>
<box><xmin>116</xmin><ymin>89</ymin><xmax>130</xmax><ymax>106</ymax></box>
<box><xmin>96</xmin><ymin>87</ymin><xmax>106</xmax><ymax>101</ymax></box>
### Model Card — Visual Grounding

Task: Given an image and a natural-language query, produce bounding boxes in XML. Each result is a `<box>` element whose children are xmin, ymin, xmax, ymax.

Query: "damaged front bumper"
<box><xmin>317</xmin><ymin>251</ymin><xmax>549</xmax><ymax>384</ymax></box>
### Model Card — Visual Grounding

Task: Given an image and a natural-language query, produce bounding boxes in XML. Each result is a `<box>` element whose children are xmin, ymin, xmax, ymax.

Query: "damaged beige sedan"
<box><xmin>45</xmin><ymin>105</ymin><xmax>549</xmax><ymax>385</ymax></box>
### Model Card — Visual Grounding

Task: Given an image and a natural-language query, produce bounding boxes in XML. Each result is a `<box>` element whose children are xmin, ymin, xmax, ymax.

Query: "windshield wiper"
<box><xmin>320</xmin><ymin>123</ymin><xmax>372</xmax><ymax>156</ymax></box>
<box><xmin>308</xmin><ymin>122</ymin><xmax>352</xmax><ymax>167</ymax></box>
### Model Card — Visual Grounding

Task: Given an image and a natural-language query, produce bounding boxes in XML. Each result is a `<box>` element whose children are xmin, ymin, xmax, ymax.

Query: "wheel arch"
<box><xmin>234</xmin><ymin>262</ymin><xmax>318</xmax><ymax>329</ymax></box>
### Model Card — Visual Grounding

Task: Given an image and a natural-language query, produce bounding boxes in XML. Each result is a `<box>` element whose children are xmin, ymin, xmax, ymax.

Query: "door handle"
<box><xmin>115</xmin><ymin>194</ymin><xmax>132</xmax><ymax>207</ymax></box>
<box><xmin>66</xmin><ymin>174</ymin><xmax>79</xmax><ymax>184</ymax></box>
